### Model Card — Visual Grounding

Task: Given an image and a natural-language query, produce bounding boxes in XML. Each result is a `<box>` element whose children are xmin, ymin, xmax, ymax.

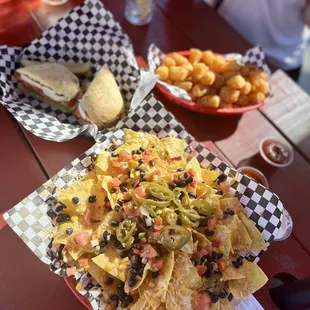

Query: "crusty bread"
<box><xmin>17</xmin><ymin>63</ymin><xmax>80</xmax><ymax>101</ymax></box>
<box><xmin>80</xmin><ymin>66</ymin><xmax>124</xmax><ymax>126</ymax></box>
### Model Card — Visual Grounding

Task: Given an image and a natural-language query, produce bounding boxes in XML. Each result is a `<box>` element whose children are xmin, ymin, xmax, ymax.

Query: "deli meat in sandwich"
<box><xmin>15</xmin><ymin>63</ymin><xmax>81</xmax><ymax>112</ymax></box>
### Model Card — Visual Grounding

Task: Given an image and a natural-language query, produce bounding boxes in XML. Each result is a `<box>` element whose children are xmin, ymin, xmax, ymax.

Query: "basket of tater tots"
<box><xmin>147</xmin><ymin>44</ymin><xmax>271</xmax><ymax>115</ymax></box>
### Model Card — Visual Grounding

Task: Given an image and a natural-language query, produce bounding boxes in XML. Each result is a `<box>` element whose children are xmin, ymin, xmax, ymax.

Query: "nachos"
<box><xmin>49</xmin><ymin>129</ymin><xmax>268</xmax><ymax>309</ymax></box>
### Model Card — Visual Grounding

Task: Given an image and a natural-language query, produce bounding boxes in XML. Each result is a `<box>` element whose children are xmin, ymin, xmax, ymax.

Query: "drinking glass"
<box><xmin>124</xmin><ymin>0</ymin><xmax>155</xmax><ymax>26</ymax></box>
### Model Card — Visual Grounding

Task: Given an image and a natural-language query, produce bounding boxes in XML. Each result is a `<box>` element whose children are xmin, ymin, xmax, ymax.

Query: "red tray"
<box><xmin>156</xmin><ymin>51</ymin><xmax>267</xmax><ymax>115</ymax></box>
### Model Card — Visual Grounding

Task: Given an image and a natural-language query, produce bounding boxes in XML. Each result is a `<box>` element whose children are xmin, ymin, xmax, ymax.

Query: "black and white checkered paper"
<box><xmin>0</xmin><ymin>0</ymin><xmax>157</xmax><ymax>142</ymax></box>
<box><xmin>4</xmin><ymin>94</ymin><xmax>283</xmax><ymax>309</ymax></box>
<box><xmin>147</xmin><ymin>43</ymin><xmax>271</xmax><ymax>102</ymax></box>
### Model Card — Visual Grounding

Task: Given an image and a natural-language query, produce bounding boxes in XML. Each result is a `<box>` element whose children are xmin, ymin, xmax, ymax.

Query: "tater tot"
<box><xmin>210</xmin><ymin>56</ymin><xmax>226</xmax><ymax>73</ymax></box>
<box><xmin>181</xmin><ymin>62</ymin><xmax>194</xmax><ymax>74</ymax></box>
<box><xmin>213</xmin><ymin>74</ymin><xmax>226</xmax><ymax>90</ymax></box>
<box><xmin>197</xmin><ymin>95</ymin><xmax>220</xmax><ymax>108</ymax></box>
<box><xmin>201</xmin><ymin>50</ymin><xmax>215</xmax><ymax>66</ymax></box>
<box><xmin>220</xmin><ymin>59</ymin><xmax>241</xmax><ymax>73</ymax></box>
<box><xmin>155</xmin><ymin>66</ymin><xmax>169</xmax><ymax>81</ymax></box>
<box><xmin>189</xmin><ymin>48</ymin><xmax>202</xmax><ymax>64</ymax></box>
<box><xmin>207</xmin><ymin>87</ymin><xmax>217</xmax><ymax>96</ymax></box>
<box><xmin>200</xmin><ymin>70</ymin><xmax>216</xmax><ymax>86</ymax></box>
<box><xmin>240</xmin><ymin>65</ymin><xmax>251</xmax><ymax>77</ymax></box>
<box><xmin>171</xmin><ymin>52</ymin><xmax>188</xmax><ymax>65</ymax></box>
<box><xmin>174</xmin><ymin>81</ymin><xmax>193</xmax><ymax>92</ymax></box>
<box><xmin>226</xmin><ymin>75</ymin><xmax>246</xmax><ymax>90</ymax></box>
<box><xmin>248</xmin><ymin>92</ymin><xmax>265</xmax><ymax>104</ymax></box>
<box><xmin>192</xmin><ymin>84</ymin><xmax>208</xmax><ymax>98</ymax></box>
<box><xmin>168</xmin><ymin>66</ymin><xmax>188</xmax><ymax>81</ymax></box>
<box><xmin>248</xmin><ymin>70</ymin><xmax>267</xmax><ymax>83</ymax></box>
<box><xmin>222</xmin><ymin>71</ymin><xmax>238</xmax><ymax>79</ymax></box>
<box><xmin>192</xmin><ymin>63</ymin><xmax>208</xmax><ymax>81</ymax></box>
<box><xmin>239</xmin><ymin>81</ymin><xmax>252</xmax><ymax>95</ymax></box>
<box><xmin>219</xmin><ymin>86</ymin><xmax>240</xmax><ymax>104</ymax></box>
<box><xmin>163</xmin><ymin>56</ymin><xmax>176</xmax><ymax>67</ymax></box>
<box><xmin>250</xmin><ymin>79</ymin><xmax>269</xmax><ymax>94</ymax></box>
<box><xmin>236</xmin><ymin>94</ymin><xmax>249</xmax><ymax>106</ymax></box>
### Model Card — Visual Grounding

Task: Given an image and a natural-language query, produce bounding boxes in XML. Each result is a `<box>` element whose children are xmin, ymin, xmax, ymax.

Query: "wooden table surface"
<box><xmin>1</xmin><ymin>0</ymin><xmax>310</xmax><ymax>309</ymax></box>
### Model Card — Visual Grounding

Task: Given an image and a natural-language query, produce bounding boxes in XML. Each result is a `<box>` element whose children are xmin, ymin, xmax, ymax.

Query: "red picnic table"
<box><xmin>1</xmin><ymin>0</ymin><xmax>310</xmax><ymax>309</ymax></box>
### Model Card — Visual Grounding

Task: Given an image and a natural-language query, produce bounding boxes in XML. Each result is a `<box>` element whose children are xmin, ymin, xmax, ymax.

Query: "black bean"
<box><xmin>88</xmin><ymin>195</ymin><xmax>96</xmax><ymax>203</ymax></box>
<box><xmin>137</xmin><ymin>267</ymin><xmax>144</xmax><ymax>277</ymax></box>
<box><xmin>114</xmin><ymin>240</ymin><xmax>124</xmax><ymax>249</ymax></box>
<box><xmin>140</xmin><ymin>171</ymin><xmax>145</xmax><ymax>178</ymax></box>
<box><xmin>131</xmin><ymin>150</ymin><xmax>136</xmax><ymax>155</ymax></box>
<box><xmin>211</xmin><ymin>251</ymin><xmax>218</xmax><ymax>261</ymax></box>
<box><xmin>105</xmin><ymin>206</ymin><xmax>112</xmax><ymax>212</ymax></box>
<box><xmin>55</xmin><ymin>205</ymin><xmax>65</xmax><ymax>212</ymax></box>
<box><xmin>216</xmin><ymin>190</ymin><xmax>223</xmax><ymax>195</ymax></box>
<box><xmin>186</xmin><ymin>177</ymin><xmax>194</xmax><ymax>184</ymax></box>
<box><xmin>211</xmin><ymin>295</ymin><xmax>219</xmax><ymax>303</ymax></box>
<box><xmin>215</xmin><ymin>174</ymin><xmax>227</xmax><ymax>185</ymax></box>
<box><xmin>66</xmin><ymin>228</ymin><xmax>73</xmax><ymax>235</ymax></box>
<box><xmin>151</xmin><ymin>271</ymin><xmax>160</xmax><ymax>278</ymax></box>
<box><xmin>111</xmin><ymin>152</ymin><xmax>118</xmax><ymax>157</ymax></box>
<box><xmin>169</xmin><ymin>183</ymin><xmax>177</xmax><ymax>190</ymax></box>
<box><xmin>72</xmin><ymin>197</ymin><xmax>80</xmax><ymax>205</ymax></box>
<box><xmin>47</xmin><ymin>209</ymin><xmax>56</xmax><ymax>219</ymax></box>
<box><xmin>135</xmin><ymin>166</ymin><xmax>141</xmax><ymax>171</ymax></box>
<box><xmin>237</xmin><ymin>257</ymin><xmax>243</xmax><ymax>266</ymax></box>
<box><xmin>128</xmin><ymin>276</ymin><xmax>136</xmax><ymax>287</ymax></box>
<box><xmin>110</xmin><ymin>187</ymin><xmax>116</xmax><ymax>193</ymax></box>
<box><xmin>126</xmin><ymin>295</ymin><xmax>134</xmax><ymax>303</ymax></box>
<box><xmin>99</xmin><ymin>241</ymin><xmax>108</xmax><ymax>248</ymax></box>
<box><xmin>177</xmin><ymin>168</ymin><xmax>184</xmax><ymax>172</ymax></box>
<box><xmin>110</xmin><ymin>235</ymin><xmax>117</xmax><ymax>242</ymax></box>
<box><xmin>192</xmin><ymin>258</ymin><xmax>201</xmax><ymax>266</ymax></box>
<box><xmin>111</xmin><ymin>221</ymin><xmax>119</xmax><ymax>228</ymax></box>
<box><xmin>53</xmin><ymin>260</ymin><xmax>62</xmax><ymax>269</ymax></box>
<box><xmin>120</xmin><ymin>182</ymin><xmax>128</xmax><ymax>187</ymax></box>
<box><xmin>104</xmin><ymin>196</ymin><xmax>110</xmax><ymax>203</ymax></box>
<box><xmin>106</xmin><ymin>278</ymin><xmax>114</xmax><ymax>285</ymax></box>
<box><xmin>110</xmin><ymin>145</ymin><xmax>116</xmax><ymax>151</ymax></box>
<box><xmin>117</xmin><ymin>199</ymin><xmax>124</xmax><ymax>206</ymax></box>
<box><xmin>138</xmin><ymin>159</ymin><xmax>144</xmax><ymax>164</ymax></box>
<box><xmin>149</xmin><ymin>160</ymin><xmax>155</xmax><ymax>167</ymax></box>
<box><xmin>110</xmin><ymin>294</ymin><xmax>119</xmax><ymax>301</ymax></box>
<box><xmin>103</xmin><ymin>230</ymin><xmax>110</xmax><ymax>240</ymax></box>
<box><xmin>184</xmin><ymin>172</ymin><xmax>189</xmax><ymax>179</ymax></box>
<box><xmin>136</xmin><ymin>150</ymin><xmax>142</xmax><ymax>155</ymax></box>
<box><xmin>223</xmin><ymin>211</ymin><xmax>228</xmax><ymax>219</ymax></box>
<box><xmin>120</xmin><ymin>250</ymin><xmax>129</xmax><ymax>259</ymax></box>
<box><xmin>114</xmin><ymin>204</ymin><xmax>121</xmax><ymax>212</ymax></box>
<box><xmin>232</xmin><ymin>260</ymin><xmax>240</xmax><ymax>269</ymax></box>
<box><xmin>56</xmin><ymin>213</ymin><xmax>70</xmax><ymax>223</ymax></box>
<box><xmin>228</xmin><ymin>209</ymin><xmax>235</xmax><ymax>216</ymax></box>
<box><xmin>121</xmin><ymin>301</ymin><xmax>129</xmax><ymax>309</ymax></box>
<box><xmin>178</xmin><ymin>181</ymin><xmax>187</xmax><ymax>187</ymax></box>
<box><xmin>120</xmin><ymin>186</ymin><xmax>128</xmax><ymax>193</ymax></box>
<box><xmin>189</xmin><ymin>192</ymin><xmax>197</xmax><ymax>198</ymax></box>
<box><xmin>139</xmin><ymin>147</ymin><xmax>145</xmax><ymax>152</ymax></box>
<box><xmin>219</xmin><ymin>291</ymin><xmax>227</xmax><ymax>299</ymax></box>
<box><xmin>204</xmin><ymin>229</ymin><xmax>214</xmax><ymax>236</ymax></box>
<box><xmin>117</xmin><ymin>283</ymin><xmax>124</xmax><ymax>290</ymax></box>
<box><xmin>217</xmin><ymin>252</ymin><xmax>224</xmax><ymax>259</ymax></box>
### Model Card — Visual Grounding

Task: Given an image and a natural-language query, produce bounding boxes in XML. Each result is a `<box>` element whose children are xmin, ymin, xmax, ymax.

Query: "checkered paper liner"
<box><xmin>0</xmin><ymin>0</ymin><xmax>157</xmax><ymax>142</ymax></box>
<box><xmin>3</xmin><ymin>94</ymin><xmax>283</xmax><ymax>309</ymax></box>
<box><xmin>147</xmin><ymin>43</ymin><xmax>271</xmax><ymax>102</ymax></box>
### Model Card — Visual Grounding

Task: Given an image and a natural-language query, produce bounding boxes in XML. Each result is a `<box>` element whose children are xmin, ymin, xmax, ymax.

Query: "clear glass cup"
<box><xmin>42</xmin><ymin>0</ymin><xmax>68</xmax><ymax>6</ymax></box>
<box><xmin>124</xmin><ymin>0</ymin><xmax>155</xmax><ymax>26</ymax></box>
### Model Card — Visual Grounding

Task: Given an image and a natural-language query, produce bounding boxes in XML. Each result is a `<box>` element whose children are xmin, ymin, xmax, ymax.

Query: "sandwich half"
<box><xmin>15</xmin><ymin>63</ymin><xmax>81</xmax><ymax>113</ymax></box>
<box><xmin>76</xmin><ymin>66</ymin><xmax>124</xmax><ymax>126</ymax></box>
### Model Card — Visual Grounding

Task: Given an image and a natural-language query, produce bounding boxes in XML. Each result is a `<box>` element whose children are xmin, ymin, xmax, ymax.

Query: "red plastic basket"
<box><xmin>156</xmin><ymin>50</ymin><xmax>267</xmax><ymax>115</ymax></box>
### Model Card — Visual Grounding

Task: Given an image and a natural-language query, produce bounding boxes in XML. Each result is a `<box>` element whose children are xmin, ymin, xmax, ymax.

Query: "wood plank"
<box><xmin>0</xmin><ymin>225</ymin><xmax>85</xmax><ymax>310</ymax></box>
<box><xmin>215</xmin><ymin>109</ymin><xmax>310</xmax><ymax>254</ymax></box>
<box><xmin>261</xmin><ymin>70</ymin><xmax>310</xmax><ymax>163</ymax></box>
<box><xmin>0</xmin><ymin>106</ymin><xmax>46</xmax><ymax>213</ymax></box>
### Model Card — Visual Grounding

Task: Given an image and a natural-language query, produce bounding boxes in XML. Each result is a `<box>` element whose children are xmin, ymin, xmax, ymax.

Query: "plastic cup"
<box><xmin>274</xmin><ymin>207</ymin><xmax>293</xmax><ymax>241</ymax></box>
<box><xmin>237</xmin><ymin>166</ymin><xmax>269</xmax><ymax>189</ymax></box>
<box><xmin>124</xmin><ymin>0</ymin><xmax>155</xmax><ymax>26</ymax></box>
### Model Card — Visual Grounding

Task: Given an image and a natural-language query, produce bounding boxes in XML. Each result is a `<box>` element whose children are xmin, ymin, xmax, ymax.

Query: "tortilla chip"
<box><xmin>239</xmin><ymin>213</ymin><xmax>267</xmax><ymax>251</ymax></box>
<box><xmin>92</xmin><ymin>247</ymin><xmax>129</xmax><ymax>282</ymax></box>
<box><xmin>186</xmin><ymin>157</ymin><xmax>202</xmax><ymax>182</ymax></box>
<box><xmin>229</xmin><ymin>260</ymin><xmax>268</xmax><ymax>299</ymax></box>
<box><xmin>201</xmin><ymin>169</ymin><xmax>220</xmax><ymax>186</ymax></box>
<box><xmin>192</xmin><ymin>230</ymin><xmax>212</xmax><ymax>251</ymax></box>
<box><xmin>58</xmin><ymin>173</ymin><xmax>99</xmax><ymax>215</ymax></box>
<box><xmin>210</xmin><ymin>297</ymin><xmax>233</xmax><ymax>310</ymax></box>
<box><xmin>130</xmin><ymin>295</ymin><xmax>152</xmax><ymax>310</ymax></box>
<box><xmin>66</xmin><ymin>246</ymin><xmax>85</xmax><ymax>261</ymax></box>
<box><xmin>222</xmin><ymin>266</ymin><xmax>246</xmax><ymax>281</ymax></box>
<box><xmin>125</xmin><ymin>261</ymin><xmax>151</xmax><ymax>294</ymax></box>
<box><xmin>220</xmin><ymin>198</ymin><xmax>240</xmax><ymax>215</ymax></box>
<box><xmin>214</xmin><ymin>225</ymin><xmax>232</xmax><ymax>259</ymax></box>
<box><xmin>161</xmin><ymin>137</ymin><xmax>185</xmax><ymax>159</ymax></box>
<box><xmin>166</xmin><ymin>285</ymin><xmax>196</xmax><ymax>310</ymax></box>
<box><xmin>95</xmin><ymin>151</ymin><xmax>110</xmax><ymax>175</ymax></box>
<box><xmin>180</xmin><ymin>231</ymin><xmax>195</xmax><ymax>254</ymax></box>
<box><xmin>139</xmin><ymin>252</ymin><xmax>175</xmax><ymax>309</ymax></box>
<box><xmin>124</xmin><ymin>129</ymin><xmax>149</xmax><ymax>148</ymax></box>
<box><xmin>93</xmin><ymin>211</ymin><xmax>122</xmax><ymax>240</ymax></box>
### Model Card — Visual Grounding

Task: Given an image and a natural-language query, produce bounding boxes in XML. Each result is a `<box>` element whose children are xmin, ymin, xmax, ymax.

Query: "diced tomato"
<box><xmin>140</xmin><ymin>237</ymin><xmax>147</xmax><ymax>244</ymax></box>
<box><xmin>196</xmin><ymin>265</ymin><xmax>207</xmax><ymax>277</ymax></box>
<box><xmin>171</xmin><ymin>156</ymin><xmax>182</xmax><ymax>161</ymax></box>
<box><xmin>207</xmin><ymin>216</ymin><xmax>217</xmax><ymax>231</ymax></box>
<box><xmin>112</xmin><ymin>177</ymin><xmax>121</xmax><ymax>187</ymax></box>
<box><xmin>134</xmin><ymin>186</ymin><xmax>147</xmax><ymax>198</ymax></box>
<box><xmin>212</xmin><ymin>240</ymin><xmax>220</xmax><ymax>248</ymax></box>
<box><xmin>78</xmin><ymin>258</ymin><xmax>89</xmax><ymax>268</ymax></box>
<box><xmin>149</xmin><ymin>230</ymin><xmax>161</xmax><ymax>239</ymax></box>
<box><xmin>193</xmin><ymin>292</ymin><xmax>211</xmax><ymax>310</ymax></box>
<box><xmin>152</xmin><ymin>258</ymin><xmax>165</xmax><ymax>271</ymax></box>
<box><xmin>219</xmin><ymin>181</ymin><xmax>230</xmax><ymax>194</ymax></box>
<box><xmin>198</xmin><ymin>248</ymin><xmax>209</xmax><ymax>257</ymax></box>
<box><xmin>154</xmin><ymin>218</ymin><xmax>162</xmax><ymax>226</ymax></box>
<box><xmin>217</xmin><ymin>263</ymin><xmax>224</xmax><ymax>272</ymax></box>
<box><xmin>188</xmin><ymin>169</ymin><xmax>194</xmax><ymax>177</ymax></box>
<box><xmin>143</xmin><ymin>155</ymin><xmax>150</xmax><ymax>163</ymax></box>
<box><xmin>124</xmin><ymin>205</ymin><xmax>141</xmax><ymax>218</ymax></box>
<box><xmin>112</xmin><ymin>161</ymin><xmax>122</xmax><ymax>168</ymax></box>
<box><xmin>190</xmin><ymin>180</ymin><xmax>197</xmax><ymax>188</ymax></box>
<box><xmin>133</xmin><ymin>248</ymin><xmax>141</xmax><ymax>256</ymax></box>
<box><xmin>196</xmin><ymin>187</ymin><xmax>205</xmax><ymax>198</ymax></box>
<box><xmin>83</xmin><ymin>209</ymin><xmax>91</xmax><ymax>226</ymax></box>
<box><xmin>66</xmin><ymin>266</ymin><xmax>77</xmax><ymax>277</ymax></box>
<box><xmin>119</xmin><ymin>151</ymin><xmax>132</xmax><ymax>161</ymax></box>
<box><xmin>74</xmin><ymin>232</ymin><xmax>90</xmax><ymax>247</ymax></box>
<box><xmin>141</xmin><ymin>244</ymin><xmax>158</xmax><ymax>258</ymax></box>
<box><xmin>144</xmin><ymin>150</ymin><xmax>151</xmax><ymax>156</ymax></box>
